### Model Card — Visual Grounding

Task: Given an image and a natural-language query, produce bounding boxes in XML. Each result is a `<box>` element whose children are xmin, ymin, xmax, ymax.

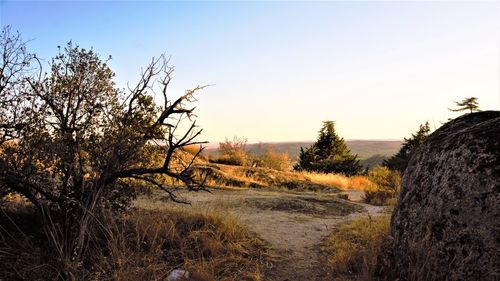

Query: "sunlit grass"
<box><xmin>297</xmin><ymin>171</ymin><xmax>373</xmax><ymax>191</ymax></box>
<box><xmin>100</xmin><ymin>207</ymin><xmax>272</xmax><ymax>281</ymax></box>
<box><xmin>187</xmin><ymin>163</ymin><xmax>376</xmax><ymax>192</ymax></box>
<box><xmin>0</xmin><ymin>202</ymin><xmax>273</xmax><ymax>281</ymax></box>
<box><xmin>299</xmin><ymin>171</ymin><xmax>350</xmax><ymax>189</ymax></box>
<box><xmin>321</xmin><ymin>215</ymin><xmax>391</xmax><ymax>281</ymax></box>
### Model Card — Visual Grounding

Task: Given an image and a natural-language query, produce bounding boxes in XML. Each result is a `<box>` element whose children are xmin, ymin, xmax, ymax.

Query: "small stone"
<box><xmin>166</xmin><ymin>269</ymin><xmax>190</xmax><ymax>281</ymax></box>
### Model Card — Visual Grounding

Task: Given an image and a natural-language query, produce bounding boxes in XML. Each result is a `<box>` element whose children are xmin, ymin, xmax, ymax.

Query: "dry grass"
<box><xmin>297</xmin><ymin>171</ymin><xmax>373</xmax><ymax>191</ymax></box>
<box><xmin>348</xmin><ymin>176</ymin><xmax>374</xmax><ymax>191</ymax></box>
<box><xmin>299</xmin><ymin>171</ymin><xmax>350</xmax><ymax>189</ymax></box>
<box><xmin>96</xmin><ymin>207</ymin><xmax>272</xmax><ymax>281</ymax></box>
<box><xmin>191</xmin><ymin>164</ymin><xmax>340</xmax><ymax>192</ymax></box>
<box><xmin>188</xmin><ymin>164</ymin><xmax>378</xmax><ymax>193</ymax></box>
<box><xmin>363</xmin><ymin>167</ymin><xmax>401</xmax><ymax>206</ymax></box>
<box><xmin>321</xmin><ymin>215</ymin><xmax>391</xmax><ymax>281</ymax></box>
<box><xmin>0</xmin><ymin>203</ymin><xmax>273</xmax><ymax>281</ymax></box>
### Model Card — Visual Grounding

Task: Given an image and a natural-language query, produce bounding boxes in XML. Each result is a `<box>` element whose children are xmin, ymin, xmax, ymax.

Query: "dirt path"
<box><xmin>136</xmin><ymin>189</ymin><xmax>387</xmax><ymax>281</ymax></box>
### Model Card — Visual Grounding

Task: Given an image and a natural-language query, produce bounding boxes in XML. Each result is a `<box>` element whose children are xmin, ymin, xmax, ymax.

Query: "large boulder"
<box><xmin>380</xmin><ymin>111</ymin><xmax>500</xmax><ymax>281</ymax></box>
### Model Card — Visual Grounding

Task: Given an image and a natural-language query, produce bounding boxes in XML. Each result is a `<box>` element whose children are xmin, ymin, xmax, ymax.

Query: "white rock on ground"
<box><xmin>166</xmin><ymin>269</ymin><xmax>190</xmax><ymax>281</ymax></box>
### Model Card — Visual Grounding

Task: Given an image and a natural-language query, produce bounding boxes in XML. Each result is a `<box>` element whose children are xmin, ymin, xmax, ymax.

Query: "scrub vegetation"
<box><xmin>1</xmin><ymin>26</ymin><xmax>455</xmax><ymax>281</ymax></box>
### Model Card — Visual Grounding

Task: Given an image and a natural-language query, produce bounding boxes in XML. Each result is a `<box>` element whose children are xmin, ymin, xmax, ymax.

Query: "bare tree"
<box><xmin>0</xmin><ymin>26</ymin><xmax>39</xmax><ymax>144</ymax></box>
<box><xmin>0</xmin><ymin>32</ymin><xmax>207</xmax><ymax>274</ymax></box>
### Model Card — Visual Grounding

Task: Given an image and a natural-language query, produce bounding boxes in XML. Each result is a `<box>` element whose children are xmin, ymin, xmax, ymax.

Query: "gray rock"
<box><xmin>379</xmin><ymin>111</ymin><xmax>500</xmax><ymax>281</ymax></box>
<box><xmin>166</xmin><ymin>269</ymin><xmax>190</xmax><ymax>281</ymax></box>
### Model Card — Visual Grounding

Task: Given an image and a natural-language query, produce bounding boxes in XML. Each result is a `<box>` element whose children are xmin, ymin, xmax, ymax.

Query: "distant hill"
<box><xmin>205</xmin><ymin>140</ymin><xmax>403</xmax><ymax>160</ymax></box>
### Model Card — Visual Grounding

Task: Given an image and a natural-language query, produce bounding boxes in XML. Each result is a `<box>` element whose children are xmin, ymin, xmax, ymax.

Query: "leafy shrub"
<box><xmin>364</xmin><ymin>167</ymin><xmax>401</xmax><ymax>205</ymax></box>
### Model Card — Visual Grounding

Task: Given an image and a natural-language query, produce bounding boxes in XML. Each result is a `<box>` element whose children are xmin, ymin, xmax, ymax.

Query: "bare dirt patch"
<box><xmin>245</xmin><ymin>196</ymin><xmax>364</xmax><ymax>216</ymax></box>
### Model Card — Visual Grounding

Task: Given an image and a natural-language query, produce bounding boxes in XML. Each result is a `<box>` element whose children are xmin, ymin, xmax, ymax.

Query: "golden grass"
<box><xmin>348</xmin><ymin>176</ymin><xmax>375</xmax><ymax>191</ymax></box>
<box><xmin>297</xmin><ymin>171</ymin><xmax>374</xmax><ymax>191</ymax></box>
<box><xmin>299</xmin><ymin>171</ymin><xmax>350</xmax><ymax>189</ymax></box>
<box><xmin>187</xmin><ymin>163</ymin><xmax>377</xmax><ymax>192</ymax></box>
<box><xmin>0</xmin><ymin>204</ymin><xmax>273</xmax><ymax>281</ymax></box>
<box><xmin>97</xmin><ymin>207</ymin><xmax>272</xmax><ymax>281</ymax></box>
<box><xmin>190</xmin><ymin>164</ymin><xmax>342</xmax><ymax>191</ymax></box>
<box><xmin>321</xmin><ymin>215</ymin><xmax>391</xmax><ymax>281</ymax></box>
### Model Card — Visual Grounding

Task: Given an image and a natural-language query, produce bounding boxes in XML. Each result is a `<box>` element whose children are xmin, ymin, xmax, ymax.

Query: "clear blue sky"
<box><xmin>2</xmin><ymin>1</ymin><xmax>499</xmax><ymax>143</ymax></box>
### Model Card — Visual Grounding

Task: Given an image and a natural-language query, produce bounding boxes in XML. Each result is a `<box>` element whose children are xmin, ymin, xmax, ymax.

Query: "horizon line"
<box><xmin>202</xmin><ymin>139</ymin><xmax>404</xmax><ymax>148</ymax></box>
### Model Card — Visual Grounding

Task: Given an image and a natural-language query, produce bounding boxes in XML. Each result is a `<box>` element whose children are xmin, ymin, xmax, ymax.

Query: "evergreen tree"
<box><xmin>383</xmin><ymin>122</ymin><xmax>430</xmax><ymax>173</ymax></box>
<box><xmin>294</xmin><ymin>121</ymin><xmax>362</xmax><ymax>176</ymax></box>
<box><xmin>449</xmin><ymin>97</ymin><xmax>480</xmax><ymax>113</ymax></box>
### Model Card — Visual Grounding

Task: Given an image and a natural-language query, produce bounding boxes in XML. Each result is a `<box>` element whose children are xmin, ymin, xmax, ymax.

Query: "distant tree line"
<box><xmin>294</xmin><ymin>97</ymin><xmax>481</xmax><ymax>176</ymax></box>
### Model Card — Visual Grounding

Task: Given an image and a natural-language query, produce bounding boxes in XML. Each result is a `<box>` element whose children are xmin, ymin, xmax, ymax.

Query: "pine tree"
<box><xmin>383</xmin><ymin>122</ymin><xmax>430</xmax><ymax>173</ymax></box>
<box><xmin>294</xmin><ymin>121</ymin><xmax>361</xmax><ymax>176</ymax></box>
<box><xmin>449</xmin><ymin>97</ymin><xmax>480</xmax><ymax>113</ymax></box>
